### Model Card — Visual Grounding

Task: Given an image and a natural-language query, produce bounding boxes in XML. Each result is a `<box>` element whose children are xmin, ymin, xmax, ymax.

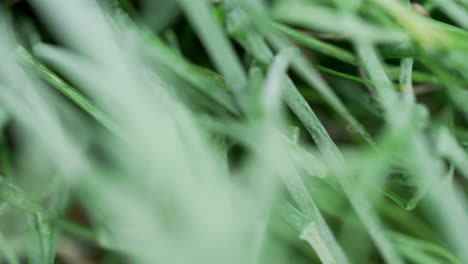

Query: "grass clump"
<box><xmin>0</xmin><ymin>0</ymin><xmax>467</xmax><ymax>263</ymax></box>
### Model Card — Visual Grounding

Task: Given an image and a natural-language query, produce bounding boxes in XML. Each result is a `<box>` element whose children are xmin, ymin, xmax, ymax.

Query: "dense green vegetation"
<box><xmin>0</xmin><ymin>0</ymin><xmax>467</xmax><ymax>263</ymax></box>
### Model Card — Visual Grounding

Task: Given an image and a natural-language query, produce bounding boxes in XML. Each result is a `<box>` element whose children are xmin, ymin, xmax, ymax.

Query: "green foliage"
<box><xmin>0</xmin><ymin>0</ymin><xmax>467</xmax><ymax>263</ymax></box>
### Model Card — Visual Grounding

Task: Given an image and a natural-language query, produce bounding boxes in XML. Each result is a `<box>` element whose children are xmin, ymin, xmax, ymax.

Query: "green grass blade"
<box><xmin>17</xmin><ymin>46</ymin><xmax>121</xmax><ymax>135</ymax></box>
<box><xmin>176</xmin><ymin>0</ymin><xmax>247</xmax><ymax>111</ymax></box>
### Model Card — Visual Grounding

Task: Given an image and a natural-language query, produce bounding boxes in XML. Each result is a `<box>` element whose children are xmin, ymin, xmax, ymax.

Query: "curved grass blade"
<box><xmin>0</xmin><ymin>176</ymin><xmax>51</xmax><ymax>263</ymax></box>
<box><xmin>390</xmin><ymin>231</ymin><xmax>460</xmax><ymax>264</ymax></box>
